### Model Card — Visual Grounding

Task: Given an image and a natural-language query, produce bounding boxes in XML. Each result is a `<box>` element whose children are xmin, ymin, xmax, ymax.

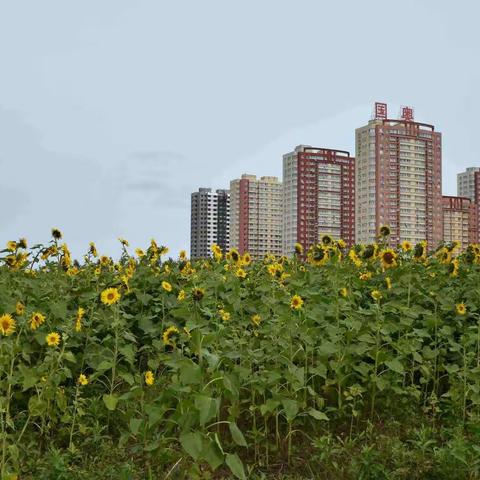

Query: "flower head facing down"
<box><xmin>290</xmin><ymin>294</ymin><xmax>304</xmax><ymax>310</ymax></box>
<box><xmin>385</xmin><ymin>277</ymin><xmax>392</xmax><ymax>290</ymax></box>
<box><xmin>144</xmin><ymin>371</ymin><xmax>154</xmax><ymax>386</ymax></box>
<box><xmin>30</xmin><ymin>312</ymin><xmax>46</xmax><ymax>330</ymax></box>
<box><xmin>456</xmin><ymin>303</ymin><xmax>467</xmax><ymax>315</ymax></box>
<box><xmin>379</xmin><ymin>225</ymin><xmax>391</xmax><ymax>237</ymax></box>
<box><xmin>192</xmin><ymin>288</ymin><xmax>205</xmax><ymax>302</ymax></box>
<box><xmin>46</xmin><ymin>332</ymin><xmax>61</xmax><ymax>347</ymax></box>
<box><xmin>294</xmin><ymin>243</ymin><xmax>304</xmax><ymax>255</ymax></box>
<box><xmin>100</xmin><ymin>288</ymin><xmax>121</xmax><ymax>306</ymax></box>
<box><xmin>0</xmin><ymin>314</ymin><xmax>16</xmax><ymax>336</ymax></box>
<box><xmin>78</xmin><ymin>374</ymin><xmax>89</xmax><ymax>386</ymax></box>
<box><xmin>340</xmin><ymin>287</ymin><xmax>348</xmax><ymax>298</ymax></box>
<box><xmin>163</xmin><ymin>326</ymin><xmax>179</xmax><ymax>346</ymax></box>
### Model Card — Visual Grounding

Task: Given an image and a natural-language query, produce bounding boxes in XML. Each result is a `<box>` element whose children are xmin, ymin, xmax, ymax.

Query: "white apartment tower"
<box><xmin>190</xmin><ymin>188</ymin><xmax>230</xmax><ymax>259</ymax></box>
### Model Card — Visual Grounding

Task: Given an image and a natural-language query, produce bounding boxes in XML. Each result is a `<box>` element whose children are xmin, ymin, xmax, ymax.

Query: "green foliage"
<box><xmin>1</xmin><ymin>238</ymin><xmax>480</xmax><ymax>478</ymax></box>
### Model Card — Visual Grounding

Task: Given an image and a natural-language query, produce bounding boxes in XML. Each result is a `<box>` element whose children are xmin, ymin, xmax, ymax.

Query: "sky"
<box><xmin>1</xmin><ymin>0</ymin><xmax>479</xmax><ymax>259</ymax></box>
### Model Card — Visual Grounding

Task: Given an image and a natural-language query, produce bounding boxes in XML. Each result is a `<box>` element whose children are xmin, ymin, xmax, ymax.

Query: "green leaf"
<box><xmin>145</xmin><ymin>404</ymin><xmax>165</xmax><ymax>428</ymax></box>
<box><xmin>201</xmin><ymin>438</ymin><xmax>224</xmax><ymax>470</ymax></box>
<box><xmin>282</xmin><ymin>399</ymin><xmax>298</xmax><ymax>422</ymax></box>
<box><xmin>179</xmin><ymin>359</ymin><xmax>202</xmax><ymax>385</ymax></box>
<box><xmin>308</xmin><ymin>408</ymin><xmax>329</xmax><ymax>421</ymax></box>
<box><xmin>385</xmin><ymin>358</ymin><xmax>404</xmax><ymax>374</ymax></box>
<box><xmin>102</xmin><ymin>394</ymin><xmax>119</xmax><ymax>411</ymax></box>
<box><xmin>96</xmin><ymin>360</ymin><xmax>113</xmax><ymax>372</ymax></box>
<box><xmin>229</xmin><ymin>422</ymin><xmax>247</xmax><ymax>447</ymax></box>
<box><xmin>129</xmin><ymin>418</ymin><xmax>142</xmax><ymax>435</ymax></box>
<box><xmin>63</xmin><ymin>351</ymin><xmax>76</xmax><ymax>363</ymax></box>
<box><xmin>260</xmin><ymin>399</ymin><xmax>280</xmax><ymax>416</ymax></box>
<box><xmin>194</xmin><ymin>395</ymin><xmax>219</xmax><ymax>426</ymax></box>
<box><xmin>180</xmin><ymin>431</ymin><xmax>203</xmax><ymax>461</ymax></box>
<box><xmin>28</xmin><ymin>396</ymin><xmax>46</xmax><ymax>416</ymax></box>
<box><xmin>226</xmin><ymin>453</ymin><xmax>246</xmax><ymax>480</ymax></box>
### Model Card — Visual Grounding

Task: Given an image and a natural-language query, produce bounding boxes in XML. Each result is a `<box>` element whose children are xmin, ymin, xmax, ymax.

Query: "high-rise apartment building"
<box><xmin>282</xmin><ymin>145</ymin><xmax>355</xmax><ymax>255</ymax></box>
<box><xmin>442</xmin><ymin>196</ymin><xmax>474</xmax><ymax>250</ymax></box>
<box><xmin>229</xmin><ymin>174</ymin><xmax>282</xmax><ymax>258</ymax></box>
<box><xmin>355</xmin><ymin>102</ymin><xmax>443</xmax><ymax>248</ymax></box>
<box><xmin>457</xmin><ymin>167</ymin><xmax>480</xmax><ymax>244</ymax></box>
<box><xmin>457</xmin><ymin>167</ymin><xmax>480</xmax><ymax>202</ymax></box>
<box><xmin>190</xmin><ymin>188</ymin><xmax>230</xmax><ymax>259</ymax></box>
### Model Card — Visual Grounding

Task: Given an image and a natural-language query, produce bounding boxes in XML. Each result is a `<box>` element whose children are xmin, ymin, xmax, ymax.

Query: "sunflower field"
<box><xmin>1</xmin><ymin>232</ymin><xmax>480</xmax><ymax>479</ymax></box>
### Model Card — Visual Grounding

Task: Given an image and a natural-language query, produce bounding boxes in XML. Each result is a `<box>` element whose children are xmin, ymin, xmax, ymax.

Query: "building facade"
<box><xmin>282</xmin><ymin>145</ymin><xmax>355</xmax><ymax>255</ymax></box>
<box><xmin>355</xmin><ymin>102</ymin><xmax>443</xmax><ymax>248</ymax></box>
<box><xmin>190</xmin><ymin>188</ymin><xmax>230</xmax><ymax>259</ymax></box>
<box><xmin>230</xmin><ymin>174</ymin><xmax>282</xmax><ymax>258</ymax></box>
<box><xmin>457</xmin><ymin>167</ymin><xmax>480</xmax><ymax>202</ymax></box>
<box><xmin>442</xmin><ymin>196</ymin><xmax>474</xmax><ymax>250</ymax></box>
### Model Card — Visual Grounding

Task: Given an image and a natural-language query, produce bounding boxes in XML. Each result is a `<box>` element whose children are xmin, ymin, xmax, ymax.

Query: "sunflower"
<box><xmin>242</xmin><ymin>253</ymin><xmax>251</xmax><ymax>265</ymax></box>
<box><xmin>251</xmin><ymin>314</ymin><xmax>261</xmax><ymax>326</ymax></box>
<box><xmin>162</xmin><ymin>326</ymin><xmax>179</xmax><ymax>346</ymax></box>
<box><xmin>135</xmin><ymin>248</ymin><xmax>145</xmax><ymax>258</ymax></box>
<box><xmin>337</xmin><ymin>239</ymin><xmax>347</xmax><ymax>249</ymax></box>
<box><xmin>413</xmin><ymin>241</ymin><xmax>427</xmax><ymax>260</ymax></box>
<box><xmin>361</xmin><ymin>244</ymin><xmax>378</xmax><ymax>260</ymax></box>
<box><xmin>228</xmin><ymin>248</ymin><xmax>240</xmax><ymax>263</ymax></box>
<box><xmin>192</xmin><ymin>287</ymin><xmax>205</xmax><ymax>302</ymax></box>
<box><xmin>89</xmin><ymin>242</ymin><xmax>98</xmax><ymax>257</ymax></box>
<box><xmin>0</xmin><ymin>313</ymin><xmax>16</xmax><ymax>336</ymax></box>
<box><xmin>162</xmin><ymin>281</ymin><xmax>172</xmax><ymax>292</ymax></box>
<box><xmin>348</xmin><ymin>248</ymin><xmax>362</xmax><ymax>267</ymax></box>
<box><xmin>75</xmin><ymin>307</ymin><xmax>85</xmax><ymax>332</ymax></box>
<box><xmin>449</xmin><ymin>258</ymin><xmax>459</xmax><ymax>277</ymax></box>
<box><xmin>51</xmin><ymin>228</ymin><xmax>63</xmax><ymax>240</ymax></box>
<box><xmin>144</xmin><ymin>371</ymin><xmax>154</xmax><ymax>386</ymax></box>
<box><xmin>18</xmin><ymin>238</ymin><xmax>27</xmax><ymax>249</ymax></box>
<box><xmin>456</xmin><ymin>303</ymin><xmax>467</xmax><ymax>315</ymax></box>
<box><xmin>294</xmin><ymin>243</ymin><xmax>304</xmax><ymax>255</ymax></box>
<box><xmin>100</xmin><ymin>255</ymin><xmax>110</xmax><ymax>266</ymax></box>
<box><xmin>401</xmin><ymin>240</ymin><xmax>412</xmax><ymax>252</ymax></box>
<box><xmin>309</xmin><ymin>244</ymin><xmax>329</xmax><ymax>266</ymax></box>
<box><xmin>100</xmin><ymin>287</ymin><xmax>121</xmax><ymax>306</ymax></box>
<box><xmin>339</xmin><ymin>287</ymin><xmax>348</xmax><ymax>298</ymax></box>
<box><xmin>379</xmin><ymin>225</ymin><xmax>391</xmax><ymax>237</ymax></box>
<box><xmin>385</xmin><ymin>277</ymin><xmax>392</xmax><ymax>290</ymax></box>
<box><xmin>78</xmin><ymin>374</ymin><xmax>89</xmax><ymax>386</ymax></box>
<box><xmin>321</xmin><ymin>234</ymin><xmax>334</xmax><ymax>246</ymax></box>
<box><xmin>6</xmin><ymin>240</ymin><xmax>17</xmax><ymax>251</ymax></box>
<box><xmin>380</xmin><ymin>249</ymin><xmax>397</xmax><ymax>269</ymax></box>
<box><xmin>179</xmin><ymin>250</ymin><xmax>187</xmax><ymax>261</ymax></box>
<box><xmin>235</xmin><ymin>268</ymin><xmax>247</xmax><ymax>279</ymax></box>
<box><xmin>290</xmin><ymin>294</ymin><xmax>304</xmax><ymax>310</ymax></box>
<box><xmin>371</xmin><ymin>290</ymin><xmax>382</xmax><ymax>301</ymax></box>
<box><xmin>30</xmin><ymin>312</ymin><xmax>46</xmax><ymax>330</ymax></box>
<box><xmin>177</xmin><ymin>290</ymin><xmax>186</xmax><ymax>301</ymax></box>
<box><xmin>436</xmin><ymin>247</ymin><xmax>451</xmax><ymax>264</ymax></box>
<box><xmin>16</xmin><ymin>301</ymin><xmax>25</xmax><ymax>315</ymax></box>
<box><xmin>359</xmin><ymin>272</ymin><xmax>372</xmax><ymax>281</ymax></box>
<box><xmin>118</xmin><ymin>237</ymin><xmax>130</xmax><ymax>247</ymax></box>
<box><xmin>219</xmin><ymin>309</ymin><xmax>231</xmax><ymax>321</ymax></box>
<box><xmin>46</xmin><ymin>332</ymin><xmax>61</xmax><ymax>347</ymax></box>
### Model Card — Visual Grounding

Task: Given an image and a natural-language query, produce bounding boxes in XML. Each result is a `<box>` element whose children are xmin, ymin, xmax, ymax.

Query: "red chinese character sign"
<box><xmin>400</xmin><ymin>106</ymin><xmax>414</xmax><ymax>121</ymax></box>
<box><xmin>375</xmin><ymin>102</ymin><xmax>387</xmax><ymax>119</ymax></box>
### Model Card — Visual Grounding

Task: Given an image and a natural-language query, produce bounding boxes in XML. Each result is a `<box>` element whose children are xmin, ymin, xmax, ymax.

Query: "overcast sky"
<box><xmin>1</xmin><ymin>1</ymin><xmax>479</xmax><ymax>258</ymax></box>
